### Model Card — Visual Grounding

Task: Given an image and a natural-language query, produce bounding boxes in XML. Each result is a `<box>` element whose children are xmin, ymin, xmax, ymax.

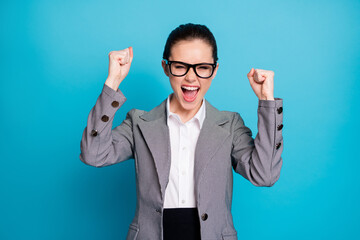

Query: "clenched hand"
<box><xmin>105</xmin><ymin>46</ymin><xmax>133</xmax><ymax>91</ymax></box>
<box><xmin>247</xmin><ymin>68</ymin><xmax>275</xmax><ymax>100</ymax></box>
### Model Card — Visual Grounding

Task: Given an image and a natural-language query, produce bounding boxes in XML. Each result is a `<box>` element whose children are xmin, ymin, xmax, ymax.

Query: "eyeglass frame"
<box><xmin>164</xmin><ymin>59</ymin><xmax>217</xmax><ymax>79</ymax></box>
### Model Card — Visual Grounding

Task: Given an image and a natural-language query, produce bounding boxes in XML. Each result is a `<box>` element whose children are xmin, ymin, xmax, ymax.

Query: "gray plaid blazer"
<box><xmin>80</xmin><ymin>83</ymin><xmax>284</xmax><ymax>240</ymax></box>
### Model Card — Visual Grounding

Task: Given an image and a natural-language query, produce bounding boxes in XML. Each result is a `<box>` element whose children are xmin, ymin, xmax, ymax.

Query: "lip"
<box><xmin>181</xmin><ymin>85</ymin><xmax>200</xmax><ymax>102</ymax></box>
<box><xmin>181</xmin><ymin>84</ymin><xmax>200</xmax><ymax>88</ymax></box>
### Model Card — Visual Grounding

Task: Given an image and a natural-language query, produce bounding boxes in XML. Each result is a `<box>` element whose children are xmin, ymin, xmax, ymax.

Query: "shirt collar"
<box><xmin>166</xmin><ymin>94</ymin><xmax>206</xmax><ymax>129</ymax></box>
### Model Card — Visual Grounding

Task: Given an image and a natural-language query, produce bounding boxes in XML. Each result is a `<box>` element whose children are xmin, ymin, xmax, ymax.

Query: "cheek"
<box><xmin>169</xmin><ymin>77</ymin><xmax>181</xmax><ymax>91</ymax></box>
<box><xmin>201</xmin><ymin>81</ymin><xmax>212</xmax><ymax>94</ymax></box>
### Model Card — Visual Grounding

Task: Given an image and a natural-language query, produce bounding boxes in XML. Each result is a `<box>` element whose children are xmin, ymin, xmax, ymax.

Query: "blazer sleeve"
<box><xmin>79</xmin><ymin>83</ymin><xmax>135</xmax><ymax>167</ymax></box>
<box><xmin>231</xmin><ymin>98</ymin><xmax>284</xmax><ymax>187</ymax></box>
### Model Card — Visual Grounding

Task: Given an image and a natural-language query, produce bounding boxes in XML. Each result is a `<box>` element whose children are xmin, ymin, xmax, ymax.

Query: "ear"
<box><xmin>211</xmin><ymin>62</ymin><xmax>219</xmax><ymax>79</ymax></box>
<box><xmin>161</xmin><ymin>60</ymin><xmax>169</xmax><ymax>77</ymax></box>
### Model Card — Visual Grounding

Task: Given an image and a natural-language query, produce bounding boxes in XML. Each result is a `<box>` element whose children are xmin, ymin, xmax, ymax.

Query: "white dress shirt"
<box><xmin>163</xmin><ymin>94</ymin><xmax>206</xmax><ymax>209</ymax></box>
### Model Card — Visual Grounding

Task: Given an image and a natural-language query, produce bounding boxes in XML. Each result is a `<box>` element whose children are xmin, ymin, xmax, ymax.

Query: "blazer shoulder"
<box><xmin>216</xmin><ymin>109</ymin><xmax>244</xmax><ymax>125</ymax></box>
<box><xmin>205</xmin><ymin>100</ymin><xmax>242</xmax><ymax>126</ymax></box>
<box><xmin>125</xmin><ymin>108</ymin><xmax>148</xmax><ymax>122</ymax></box>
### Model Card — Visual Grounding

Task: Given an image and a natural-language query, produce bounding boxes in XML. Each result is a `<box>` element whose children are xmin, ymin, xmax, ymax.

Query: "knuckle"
<box><xmin>266</xmin><ymin>70</ymin><xmax>274</xmax><ymax>76</ymax></box>
<box><xmin>108</xmin><ymin>51</ymin><xmax>115</xmax><ymax>57</ymax></box>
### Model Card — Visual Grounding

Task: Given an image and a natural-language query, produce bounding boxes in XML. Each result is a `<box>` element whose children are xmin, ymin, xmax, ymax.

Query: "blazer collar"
<box><xmin>139</xmin><ymin>98</ymin><xmax>229</xmax><ymax>126</ymax></box>
<box><xmin>166</xmin><ymin>94</ymin><xmax>206</xmax><ymax>129</ymax></box>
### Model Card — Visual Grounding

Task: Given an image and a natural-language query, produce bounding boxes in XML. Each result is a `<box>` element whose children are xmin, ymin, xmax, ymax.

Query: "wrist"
<box><xmin>259</xmin><ymin>95</ymin><xmax>275</xmax><ymax>101</ymax></box>
<box><xmin>105</xmin><ymin>78</ymin><xmax>120</xmax><ymax>91</ymax></box>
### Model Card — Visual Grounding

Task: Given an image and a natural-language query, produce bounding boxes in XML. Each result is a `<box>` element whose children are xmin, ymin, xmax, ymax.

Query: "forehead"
<box><xmin>169</xmin><ymin>39</ymin><xmax>213</xmax><ymax>63</ymax></box>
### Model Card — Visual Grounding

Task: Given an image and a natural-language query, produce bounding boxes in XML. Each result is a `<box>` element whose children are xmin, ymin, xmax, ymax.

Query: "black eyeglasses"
<box><xmin>164</xmin><ymin>59</ymin><xmax>217</xmax><ymax>79</ymax></box>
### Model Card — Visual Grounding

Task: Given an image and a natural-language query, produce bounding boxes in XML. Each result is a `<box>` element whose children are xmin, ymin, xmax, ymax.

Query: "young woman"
<box><xmin>80</xmin><ymin>23</ymin><xmax>284</xmax><ymax>240</ymax></box>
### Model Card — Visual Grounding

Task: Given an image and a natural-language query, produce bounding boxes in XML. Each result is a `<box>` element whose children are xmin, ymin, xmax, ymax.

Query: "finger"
<box><xmin>254</xmin><ymin>69</ymin><xmax>265</xmax><ymax>83</ymax></box>
<box><xmin>129</xmin><ymin>46</ymin><xmax>133</xmax><ymax>63</ymax></box>
<box><xmin>256</xmin><ymin>69</ymin><xmax>273</xmax><ymax>82</ymax></box>
<box><xmin>118</xmin><ymin>55</ymin><xmax>127</xmax><ymax>65</ymax></box>
<box><xmin>248</xmin><ymin>68</ymin><xmax>260</xmax><ymax>86</ymax></box>
<box><xmin>125</xmin><ymin>48</ymin><xmax>130</xmax><ymax>64</ymax></box>
<box><xmin>117</xmin><ymin>51</ymin><xmax>129</xmax><ymax>65</ymax></box>
<box><xmin>109</xmin><ymin>52</ymin><xmax>127</xmax><ymax>64</ymax></box>
<box><xmin>122</xmin><ymin>48</ymin><xmax>129</xmax><ymax>64</ymax></box>
<box><xmin>247</xmin><ymin>68</ymin><xmax>255</xmax><ymax>82</ymax></box>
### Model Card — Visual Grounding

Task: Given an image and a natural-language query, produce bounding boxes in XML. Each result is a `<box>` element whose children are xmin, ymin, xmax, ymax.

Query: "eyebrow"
<box><xmin>168</xmin><ymin>60</ymin><xmax>216</xmax><ymax>65</ymax></box>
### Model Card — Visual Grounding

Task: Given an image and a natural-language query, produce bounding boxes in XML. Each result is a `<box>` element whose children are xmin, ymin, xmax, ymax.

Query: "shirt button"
<box><xmin>277</xmin><ymin>106</ymin><xmax>283</xmax><ymax>114</ymax></box>
<box><xmin>276</xmin><ymin>142</ymin><xmax>282</xmax><ymax>149</ymax></box>
<box><xmin>181</xmin><ymin>200</ymin><xmax>185</xmax><ymax>204</ymax></box>
<box><xmin>201</xmin><ymin>213</ymin><xmax>208</xmax><ymax>221</ymax></box>
<box><xmin>277</xmin><ymin>124</ymin><xmax>283</xmax><ymax>131</ymax></box>
<box><xmin>182</xmin><ymin>147</ymin><xmax>186</xmax><ymax>151</ymax></box>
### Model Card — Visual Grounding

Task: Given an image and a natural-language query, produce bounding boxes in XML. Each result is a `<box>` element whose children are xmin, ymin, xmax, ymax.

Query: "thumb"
<box><xmin>247</xmin><ymin>68</ymin><xmax>255</xmax><ymax>82</ymax></box>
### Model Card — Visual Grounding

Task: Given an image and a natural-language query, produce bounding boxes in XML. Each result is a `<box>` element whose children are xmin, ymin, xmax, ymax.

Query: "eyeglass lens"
<box><xmin>170</xmin><ymin>62</ymin><xmax>214</xmax><ymax>78</ymax></box>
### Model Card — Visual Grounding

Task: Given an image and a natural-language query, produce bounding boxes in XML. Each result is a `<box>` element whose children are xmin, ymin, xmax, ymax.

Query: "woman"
<box><xmin>80</xmin><ymin>23</ymin><xmax>284</xmax><ymax>240</ymax></box>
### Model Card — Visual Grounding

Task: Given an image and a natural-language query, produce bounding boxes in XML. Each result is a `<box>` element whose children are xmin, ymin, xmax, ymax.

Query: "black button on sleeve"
<box><xmin>276</xmin><ymin>142</ymin><xmax>281</xmax><ymax>149</ymax></box>
<box><xmin>201</xmin><ymin>213</ymin><xmax>208</xmax><ymax>221</ymax></box>
<box><xmin>101</xmin><ymin>115</ymin><xmax>109</xmax><ymax>122</ymax></box>
<box><xmin>277</xmin><ymin>107</ymin><xmax>283</xmax><ymax>114</ymax></box>
<box><xmin>277</xmin><ymin>124</ymin><xmax>283</xmax><ymax>131</ymax></box>
<box><xmin>111</xmin><ymin>101</ymin><xmax>119</xmax><ymax>108</ymax></box>
<box><xmin>91</xmin><ymin>129</ymin><xmax>98</xmax><ymax>137</ymax></box>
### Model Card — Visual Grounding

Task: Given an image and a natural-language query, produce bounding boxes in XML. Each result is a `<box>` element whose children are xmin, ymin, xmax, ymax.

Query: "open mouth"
<box><xmin>181</xmin><ymin>85</ymin><xmax>200</xmax><ymax>102</ymax></box>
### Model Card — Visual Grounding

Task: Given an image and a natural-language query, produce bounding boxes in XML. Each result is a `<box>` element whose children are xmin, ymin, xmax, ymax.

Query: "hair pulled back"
<box><xmin>163</xmin><ymin>23</ymin><xmax>218</xmax><ymax>62</ymax></box>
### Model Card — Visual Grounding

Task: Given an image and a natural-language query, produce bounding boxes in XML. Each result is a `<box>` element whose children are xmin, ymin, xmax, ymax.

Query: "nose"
<box><xmin>185</xmin><ymin>66</ymin><xmax>197</xmax><ymax>82</ymax></box>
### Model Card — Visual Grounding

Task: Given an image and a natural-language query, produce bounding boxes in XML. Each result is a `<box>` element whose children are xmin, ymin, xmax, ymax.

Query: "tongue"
<box><xmin>184</xmin><ymin>89</ymin><xmax>197</xmax><ymax>97</ymax></box>
<box><xmin>183</xmin><ymin>89</ymin><xmax>197</xmax><ymax>102</ymax></box>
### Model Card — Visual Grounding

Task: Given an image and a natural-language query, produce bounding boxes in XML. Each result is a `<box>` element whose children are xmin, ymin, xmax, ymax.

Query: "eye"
<box><xmin>198</xmin><ymin>65</ymin><xmax>211</xmax><ymax>70</ymax></box>
<box><xmin>175</xmin><ymin>65</ymin><xmax>185</xmax><ymax>69</ymax></box>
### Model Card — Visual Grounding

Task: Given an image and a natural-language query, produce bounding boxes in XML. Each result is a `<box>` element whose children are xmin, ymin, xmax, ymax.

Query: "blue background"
<box><xmin>1</xmin><ymin>0</ymin><xmax>359</xmax><ymax>239</ymax></box>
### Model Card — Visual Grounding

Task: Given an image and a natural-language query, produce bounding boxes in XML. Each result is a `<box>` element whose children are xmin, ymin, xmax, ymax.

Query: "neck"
<box><xmin>169</xmin><ymin>94</ymin><xmax>202</xmax><ymax>123</ymax></box>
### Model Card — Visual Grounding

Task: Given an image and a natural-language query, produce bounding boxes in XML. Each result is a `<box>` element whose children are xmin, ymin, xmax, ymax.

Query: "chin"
<box><xmin>180</xmin><ymin>102</ymin><xmax>198</xmax><ymax>111</ymax></box>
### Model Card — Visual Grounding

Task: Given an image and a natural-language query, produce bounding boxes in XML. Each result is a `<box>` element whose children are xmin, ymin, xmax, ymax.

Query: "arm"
<box><xmin>80</xmin><ymin>46</ymin><xmax>135</xmax><ymax>167</ymax></box>
<box><xmin>231</xmin><ymin>98</ymin><xmax>283</xmax><ymax>187</ymax></box>
<box><xmin>79</xmin><ymin>83</ymin><xmax>135</xmax><ymax>167</ymax></box>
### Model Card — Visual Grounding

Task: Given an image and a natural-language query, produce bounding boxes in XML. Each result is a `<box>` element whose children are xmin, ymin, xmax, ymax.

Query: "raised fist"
<box><xmin>105</xmin><ymin>46</ymin><xmax>133</xmax><ymax>91</ymax></box>
<box><xmin>247</xmin><ymin>68</ymin><xmax>275</xmax><ymax>100</ymax></box>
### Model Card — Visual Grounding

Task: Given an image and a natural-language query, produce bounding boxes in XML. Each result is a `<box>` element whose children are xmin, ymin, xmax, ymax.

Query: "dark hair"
<box><xmin>163</xmin><ymin>23</ymin><xmax>218</xmax><ymax>62</ymax></box>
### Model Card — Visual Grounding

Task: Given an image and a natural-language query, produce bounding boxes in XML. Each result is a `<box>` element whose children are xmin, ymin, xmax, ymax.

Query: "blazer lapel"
<box><xmin>194</xmin><ymin>100</ymin><xmax>230</xmax><ymax>197</ymax></box>
<box><xmin>138</xmin><ymin>100</ymin><xmax>171</xmax><ymax>201</ymax></box>
<box><xmin>137</xmin><ymin>99</ymin><xmax>230</xmax><ymax>202</ymax></box>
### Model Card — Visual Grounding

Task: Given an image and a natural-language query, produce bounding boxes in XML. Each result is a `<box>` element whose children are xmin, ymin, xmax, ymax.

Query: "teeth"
<box><xmin>182</xmin><ymin>86</ymin><xmax>199</xmax><ymax>91</ymax></box>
